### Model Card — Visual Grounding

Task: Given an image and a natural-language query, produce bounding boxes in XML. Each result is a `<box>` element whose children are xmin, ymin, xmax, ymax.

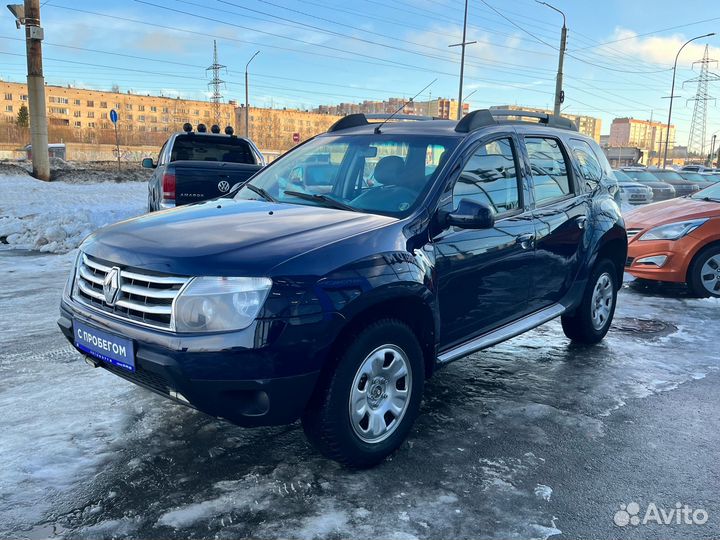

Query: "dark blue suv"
<box><xmin>59</xmin><ymin>109</ymin><xmax>626</xmax><ymax>467</ymax></box>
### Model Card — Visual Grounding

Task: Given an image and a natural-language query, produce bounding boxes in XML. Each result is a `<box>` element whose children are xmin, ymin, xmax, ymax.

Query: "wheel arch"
<box><xmin>325</xmin><ymin>288</ymin><xmax>438</xmax><ymax>382</ymax></box>
<box><xmin>685</xmin><ymin>238</ymin><xmax>720</xmax><ymax>282</ymax></box>
<box><xmin>593</xmin><ymin>226</ymin><xmax>628</xmax><ymax>284</ymax></box>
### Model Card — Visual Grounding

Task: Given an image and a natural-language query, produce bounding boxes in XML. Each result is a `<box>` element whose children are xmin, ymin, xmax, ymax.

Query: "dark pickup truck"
<box><xmin>143</xmin><ymin>125</ymin><xmax>265</xmax><ymax>211</ymax></box>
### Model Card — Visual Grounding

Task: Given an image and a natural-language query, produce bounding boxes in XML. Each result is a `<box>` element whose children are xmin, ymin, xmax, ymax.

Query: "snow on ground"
<box><xmin>0</xmin><ymin>174</ymin><xmax>146</xmax><ymax>253</ymax></box>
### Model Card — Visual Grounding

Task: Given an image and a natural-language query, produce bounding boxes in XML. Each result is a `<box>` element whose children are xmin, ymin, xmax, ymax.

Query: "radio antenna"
<box><xmin>374</xmin><ymin>78</ymin><xmax>437</xmax><ymax>134</ymax></box>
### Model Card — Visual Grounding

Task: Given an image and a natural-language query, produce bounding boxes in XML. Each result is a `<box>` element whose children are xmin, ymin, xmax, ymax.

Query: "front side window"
<box><xmin>235</xmin><ymin>134</ymin><xmax>460</xmax><ymax>217</ymax></box>
<box><xmin>453</xmin><ymin>138</ymin><xmax>520</xmax><ymax>214</ymax></box>
<box><xmin>526</xmin><ymin>137</ymin><xmax>572</xmax><ymax>205</ymax></box>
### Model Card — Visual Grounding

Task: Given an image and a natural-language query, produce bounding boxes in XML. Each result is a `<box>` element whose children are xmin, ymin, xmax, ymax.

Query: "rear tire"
<box><xmin>561</xmin><ymin>259</ymin><xmax>618</xmax><ymax>344</ymax></box>
<box><xmin>302</xmin><ymin>319</ymin><xmax>424</xmax><ymax>468</ymax></box>
<box><xmin>687</xmin><ymin>245</ymin><xmax>720</xmax><ymax>298</ymax></box>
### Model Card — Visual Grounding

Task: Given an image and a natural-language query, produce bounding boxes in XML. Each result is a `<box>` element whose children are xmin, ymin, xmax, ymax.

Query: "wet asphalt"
<box><xmin>1</xmin><ymin>250</ymin><xmax>719</xmax><ymax>540</ymax></box>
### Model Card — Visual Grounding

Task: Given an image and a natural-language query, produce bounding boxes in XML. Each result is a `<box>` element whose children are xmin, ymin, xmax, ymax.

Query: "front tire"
<box><xmin>688</xmin><ymin>245</ymin><xmax>720</xmax><ymax>298</ymax></box>
<box><xmin>561</xmin><ymin>259</ymin><xmax>618</xmax><ymax>344</ymax></box>
<box><xmin>302</xmin><ymin>319</ymin><xmax>424</xmax><ymax>468</ymax></box>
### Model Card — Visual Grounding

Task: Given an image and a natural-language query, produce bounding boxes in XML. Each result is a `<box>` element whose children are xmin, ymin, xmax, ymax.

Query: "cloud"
<box><xmin>593</xmin><ymin>28</ymin><xmax>720</xmax><ymax>68</ymax></box>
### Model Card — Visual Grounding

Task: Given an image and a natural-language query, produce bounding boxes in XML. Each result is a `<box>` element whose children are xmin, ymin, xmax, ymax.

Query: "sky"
<box><xmin>1</xmin><ymin>0</ymin><xmax>720</xmax><ymax>148</ymax></box>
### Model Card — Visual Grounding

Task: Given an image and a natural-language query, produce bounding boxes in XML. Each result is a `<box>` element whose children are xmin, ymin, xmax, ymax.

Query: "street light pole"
<box><xmin>244</xmin><ymin>50</ymin><xmax>259</xmax><ymax>139</ymax></box>
<box><xmin>449</xmin><ymin>0</ymin><xmax>476</xmax><ymax>120</ymax></box>
<box><xmin>710</xmin><ymin>134</ymin><xmax>716</xmax><ymax>166</ymax></box>
<box><xmin>537</xmin><ymin>1</ymin><xmax>566</xmax><ymax>117</ymax></box>
<box><xmin>663</xmin><ymin>33</ymin><xmax>715</xmax><ymax>169</ymax></box>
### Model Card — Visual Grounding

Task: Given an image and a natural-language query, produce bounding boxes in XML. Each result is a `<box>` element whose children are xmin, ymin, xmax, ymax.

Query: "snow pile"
<box><xmin>0</xmin><ymin>174</ymin><xmax>146</xmax><ymax>253</ymax></box>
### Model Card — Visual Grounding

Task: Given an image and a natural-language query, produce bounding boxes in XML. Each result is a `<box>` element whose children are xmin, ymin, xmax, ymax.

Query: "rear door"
<box><xmin>523</xmin><ymin>135</ymin><xmax>592</xmax><ymax>311</ymax></box>
<box><xmin>434</xmin><ymin>134</ymin><xmax>536</xmax><ymax>348</ymax></box>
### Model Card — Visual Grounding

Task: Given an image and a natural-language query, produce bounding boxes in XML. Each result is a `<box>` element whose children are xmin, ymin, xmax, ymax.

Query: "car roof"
<box><xmin>318</xmin><ymin>109</ymin><xmax>585</xmax><ymax>140</ymax></box>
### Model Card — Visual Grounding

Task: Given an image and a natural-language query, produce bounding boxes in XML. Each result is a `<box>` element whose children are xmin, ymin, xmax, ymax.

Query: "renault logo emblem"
<box><xmin>218</xmin><ymin>180</ymin><xmax>230</xmax><ymax>193</ymax></box>
<box><xmin>103</xmin><ymin>267</ymin><xmax>122</xmax><ymax>306</ymax></box>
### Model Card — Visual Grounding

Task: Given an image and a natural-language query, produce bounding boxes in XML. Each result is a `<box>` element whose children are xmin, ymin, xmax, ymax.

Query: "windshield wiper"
<box><xmin>283</xmin><ymin>190</ymin><xmax>358</xmax><ymax>212</ymax></box>
<box><xmin>698</xmin><ymin>196</ymin><xmax>720</xmax><ymax>202</ymax></box>
<box><xmin>242</xmin><ymin>183</ymin><xmax>277</xmax><ymax>203</ymax></box>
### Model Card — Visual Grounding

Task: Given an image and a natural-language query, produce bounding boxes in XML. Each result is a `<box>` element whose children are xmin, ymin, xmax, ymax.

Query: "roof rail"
<box><xmin>455</xmin><ymin>108</ymin><xmax>578</xmax><ymax>133</ymax></box>
<box><xmin>328</xmin><ymin>113</ymin><xmax>369</xmax><ymax>132</ymax></box>
<box><xmin>364</xmin><ymin>113</ymin><xmax>434</xmax><ymax>121</ymax></box>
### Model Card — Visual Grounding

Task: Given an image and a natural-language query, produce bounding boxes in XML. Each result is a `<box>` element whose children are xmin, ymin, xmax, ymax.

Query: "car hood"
<box><xmin>637</xmin><ymin>181</ymin><xmax>673</xmax><ymax>188</ymax></box>
<box><xmin>625</xmin><ymin>197</ymin><xmax>719</xmax><ymax>230</ymax></box>
<box><xmin>619</xmin><ymin>182</ymin><xmax>650</xmax><ymax>189</ymax></box>
<box><xmin>82</xmin><ymin>199</ymin><xmax>396</xmax><ymax>276</ymax></box>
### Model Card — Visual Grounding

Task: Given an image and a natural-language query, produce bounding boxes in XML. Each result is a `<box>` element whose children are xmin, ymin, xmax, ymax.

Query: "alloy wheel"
<box><xmin>700</xmin><ymin>254</ymin><xmax>720</xmax><ymax>295</ymax></box>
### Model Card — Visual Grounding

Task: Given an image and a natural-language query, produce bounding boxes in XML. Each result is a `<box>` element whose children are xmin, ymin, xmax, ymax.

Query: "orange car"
<box><xmin>625</xmin><ymin>182</ymin><xmax>720</xmax><ymax>297</ymax></box>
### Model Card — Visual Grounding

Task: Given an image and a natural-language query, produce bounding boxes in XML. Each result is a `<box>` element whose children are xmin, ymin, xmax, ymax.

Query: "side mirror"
<box><xmin>141</xmin><ymin>157</ymin><xmax>156</xmax><ymax>169</ymax></box>
<box><xmin>600</xmin><ymin>176</ymin><xmax>618</xmax><ymax>195</ymax></box>
<box><xmin>446</xmin><ymin>199</ymin><xmax>495</xmax><ymax>230</ymax></box>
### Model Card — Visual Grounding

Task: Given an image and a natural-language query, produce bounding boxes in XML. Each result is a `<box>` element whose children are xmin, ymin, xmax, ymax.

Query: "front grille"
<box><xmin>625</xmin><ymin>256</ymin><xmax>635</xmax><ymax>267</ymax></box>
<box><xmin>74</xmin><ymin>253</ymin><xmax>190</xmax><ymax>330</ymax></box>
<box><xmin>626</xmin><ymin>228</ymin><xmax>643</xmax><ymax>240</ymax></box>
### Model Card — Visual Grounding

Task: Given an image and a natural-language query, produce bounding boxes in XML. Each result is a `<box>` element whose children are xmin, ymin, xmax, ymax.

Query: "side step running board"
<box><xmin>437</xmin><ymin>303</ymin><xmax>566</xmax><ymax>364</ymax></box>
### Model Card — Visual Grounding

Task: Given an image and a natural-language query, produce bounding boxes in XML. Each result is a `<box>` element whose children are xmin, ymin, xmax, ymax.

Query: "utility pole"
<box><xmin>685</xmin><ymin>44</ymin><xmax>720</xmax><ymax>161</ymax></box>
<box><xmin>710</xmin><ymin>134</ymin><xmax>717</xmax><ymax>166</ymax></box>
<box><xmin>8</xmin><ymin>1</ymin><xmax>50</xmax><ymax>180</ymax></box>
<box><xmin>244</xmin><ymin>50</ymin><xmax>259</xmax><ymax>138</ymax></box>
<box><xmin>449</xmin><ymin>0</ymin><xmax>476</xmax><ymax>120</ymax></box>
<box><xmin>537</xmin><ymin>1</ymin><xmax>566</xmax><ymax>117</ymax></box>
<box><xmin>206</xmin><ymin>40</ymin><xmax>226</xmax><ymax>127</ymax></box>
<box><xmin>663</xmin><ymin>33</ymin><xmax>715</xmax><ymax>168</ymax></box>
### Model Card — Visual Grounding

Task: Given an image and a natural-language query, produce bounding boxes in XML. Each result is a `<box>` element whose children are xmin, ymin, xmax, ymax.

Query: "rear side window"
<box><xmin>569</xmin><ymin>139</ymin><xmax>603</xmax><ymax>183</ymax></box>
<box><xmin>525</xmin><ymin>137</ymin><xmax>572</xmax><ymax>205</ymax></box>
<box><xmin>454</xmin><ymin>138</ymin><xmax>520</xmax><ymax>214</ymax></box>
<box><xmin>171</xmin><ymin>135</ymin><xmax>256</xmax><ymax>164</ymax></box>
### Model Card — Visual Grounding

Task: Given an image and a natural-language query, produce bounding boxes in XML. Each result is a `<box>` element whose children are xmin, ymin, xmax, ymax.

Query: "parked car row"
<box><xmin>612</xmin><ymin>166</ymin><xmax>720</xmax><ymax>205</ymax></box>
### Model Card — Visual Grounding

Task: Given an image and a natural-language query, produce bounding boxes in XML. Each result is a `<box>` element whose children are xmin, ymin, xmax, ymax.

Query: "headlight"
<box><xmin>640</xmin><ymin>218</ymin><xmax>708</xmax><ymax>241</ymax></box>
<box><xmin>65</xmin><ymin>252</ymin><xmax>81</xmax><ymax>299</ymax></box>
<box><xmin>173</xmin><ymin>277</ymin><xmax>272</xmax><ymax>332</ymax></box>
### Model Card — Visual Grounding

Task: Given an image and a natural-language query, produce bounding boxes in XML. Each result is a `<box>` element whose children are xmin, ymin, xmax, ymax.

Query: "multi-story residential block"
<box><xmin>0</xmin><ymin>81</ymin><xmax>235</xmax><ymax>145</ymax></box>
<box><xmin>608</xmin><ymin>117</ymin><xmax>675</xmax><ymax>158</ymax></box>
<box><xmin>236</xmin><ymin>106</ymin><xmax>342</xmax><ymax>152</ymax></box>
<box><xmin>314</xmin><ymin>97</ymin><xmax>468</xmax><ymax>120</ymax></box>
<box><xmin>490</xmin><ymin>104</ymin><xmax>602</xmax><ymax>142</ymax></box>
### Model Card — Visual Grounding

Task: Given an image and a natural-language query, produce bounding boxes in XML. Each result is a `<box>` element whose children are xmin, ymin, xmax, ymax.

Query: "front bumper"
<box><xmin>625</xmin><ymin>232</ymin><xmax>706</xmax><ymax>283</ymax></box>
<box><xmin>58</xmin><ymin>297</ymin><xmax>340</xmax><ymax>427</ymax></box>
<box><xmin>651</xmin><ymin>189</ymin><xmax>676</xmax><ymax>201</ymax></box>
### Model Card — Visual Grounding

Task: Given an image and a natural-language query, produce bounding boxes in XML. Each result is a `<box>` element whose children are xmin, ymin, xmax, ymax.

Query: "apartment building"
<box><xmin>237</xmin><ymin>106</ymin><xmax>342</xmax><ymax>152</ymax></box>
<box><xmin>490</xmin><ymin>104</ymin><xmax>602</xmax><ymax>142</ymax></box>
<box><xmin>608</xmin><ymin>117</ymin><xmax>675</xmax><ymax>156</ymax></box>
<box><xmin>0</xmin><ymin>81</ymin><xmax>235</xmax><ymax>142</ymax></box>
<box><xmin>315</xmin><ymin>97</ymin><xmax>468</xmax><ymax>120</ymax></box>
<box><xmin>413</xmin><ymin>98</ymin><xmax>469</xmax><ymax>120</ymax></box>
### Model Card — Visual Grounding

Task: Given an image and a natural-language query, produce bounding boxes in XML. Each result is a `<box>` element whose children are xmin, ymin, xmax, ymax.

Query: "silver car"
<box><xmin>612</xmin><ymin>169</ymin><xmax>654</xmax><ymax>205</ymax></box>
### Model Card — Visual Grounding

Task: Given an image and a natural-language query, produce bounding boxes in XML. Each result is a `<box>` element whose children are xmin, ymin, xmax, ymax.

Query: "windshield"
<box><xmin>652</xmin><ymin>170</ymin><xmax>685</xmax><ymax>182</ymax></box>
<box><xmin>691</xmin><ymin>182</ymin><xmax>720</xmax><ymax>201</ymax></box>
<box><xmin>623</xmin><ymin>170</ymin><xmax>660</xmax><ymax>182</ymax></box>
<box><xmin>612</xmin><ymin>170</ymin><xmax>635</xmax><ymax>183</ymax></box>
<box><xmin>679</xmin><ymin>172</ymin><xmax>708</xmax><ymax>182</ymax></box>
<box><xmin>235</xmin><ymin>134</ymin><xmax>460</xmax><ymax>217</ymax></box>
<box><xmin>171</xmin><ymin>135</ymin><xmax>257</xmax><ymax>164</ymax></box>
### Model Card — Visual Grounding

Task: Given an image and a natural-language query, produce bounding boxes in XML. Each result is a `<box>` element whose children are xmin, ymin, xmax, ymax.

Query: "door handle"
<box><xmin>575</xmin><ymin>216</ymin><xmax>588</xmax><ymax>230</ymax></box>
<box><xmin>517</xmin><ymin>234</ymin><xmax>535</xmax><ymax>250</ymax></box>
